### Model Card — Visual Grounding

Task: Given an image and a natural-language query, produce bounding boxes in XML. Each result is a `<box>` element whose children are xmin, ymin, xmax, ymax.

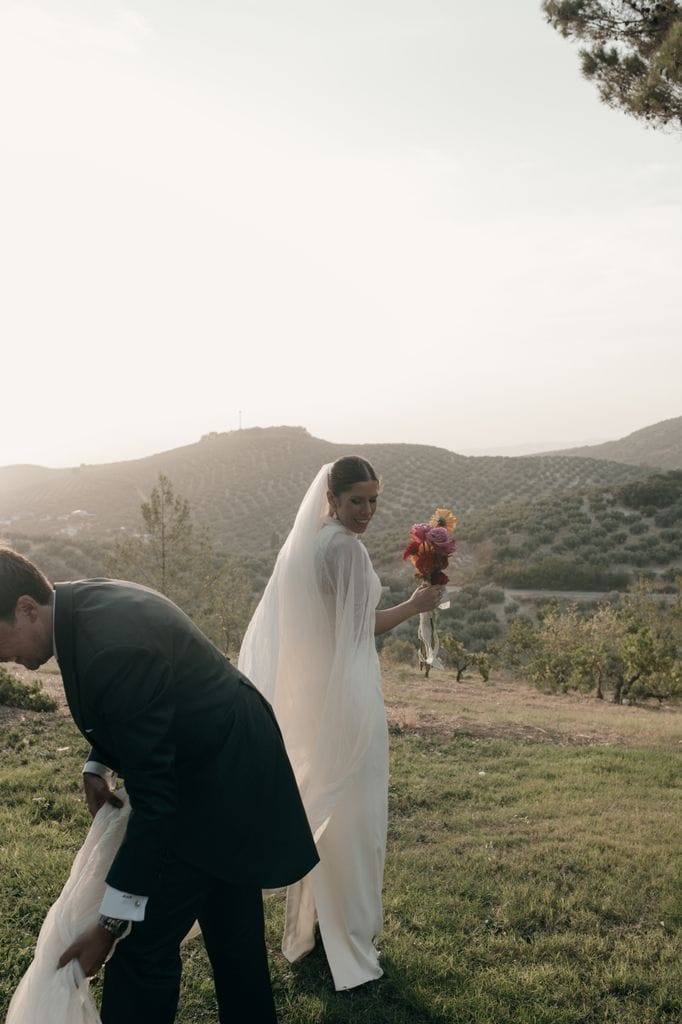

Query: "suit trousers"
<box><xmin>100</xmin><ymin>854</ymin><xmax>277</xmax><ymax>1024</ymax></box>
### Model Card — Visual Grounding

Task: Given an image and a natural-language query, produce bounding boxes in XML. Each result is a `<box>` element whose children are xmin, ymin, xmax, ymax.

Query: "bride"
<box><xmin>238</xmin><ymin>456</ymin><xmax>444</xmax><ymax>991</ymax></box>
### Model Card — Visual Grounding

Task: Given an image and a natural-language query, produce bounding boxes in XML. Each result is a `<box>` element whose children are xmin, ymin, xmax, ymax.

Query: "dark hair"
<box><xmin>0</xmin><ymin>546</ymin><xmax>53</xmax><ymax>621</ymax></box>
<box><xmin>327</xmin><ymin>456</ymin><xmax>380</xmax><ymax>497</ymax></box>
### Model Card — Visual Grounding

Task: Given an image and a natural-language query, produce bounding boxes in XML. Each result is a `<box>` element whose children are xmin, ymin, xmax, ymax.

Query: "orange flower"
<box><xmin>430</xmin><ymin>507</ymin><xmax>457</xmax><ymax>532</ymax></box>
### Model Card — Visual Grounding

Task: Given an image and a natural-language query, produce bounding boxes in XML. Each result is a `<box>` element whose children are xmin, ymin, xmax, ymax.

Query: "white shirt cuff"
<box><xmin>83</xmin><ymin>761</ymin><xmax>116</xmax><ymax>784</ymax></box>
<box><xmin>100</xmin><ymin>885</ymin><xmax>148</xmax><ymax>921</ymax></box>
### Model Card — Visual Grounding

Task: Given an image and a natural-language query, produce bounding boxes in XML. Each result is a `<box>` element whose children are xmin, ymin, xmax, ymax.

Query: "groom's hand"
<box><xmin>58</xmin><ymin>924</ymin><xmax>115</xmax><ymax>978</ymax></box>
<box><xmin>83</xmin><ymin>772</ymin><xmax>124</xmax><ymax>818</ymax></box>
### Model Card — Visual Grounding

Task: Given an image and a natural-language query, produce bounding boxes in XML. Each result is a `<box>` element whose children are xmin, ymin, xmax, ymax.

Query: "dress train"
<box><xmin>281</xmin><ymin>712</ymin><xmax>388</xmax><ymax>990</ymax></box>
<box><xmin>6</xmin><ymin>795</ymin><xmax>131</xmax><ymax>1024</ymax></box>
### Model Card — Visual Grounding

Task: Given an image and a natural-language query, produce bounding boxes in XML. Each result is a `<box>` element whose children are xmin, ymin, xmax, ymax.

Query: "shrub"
<box><xmin>495</xmin><ymin>557</ymin><xmax>630</xmax><ymax>592</ymax></box>
<box><xmin>468</xmin><ymin>622</ymin><xmax>502</xmax><ymax>642</ymax></box>
<box><xmin>654</xmin><ymin>506</ymin><xmax>682</xmax><ymax>528</ymax></box>
<box><xmin>0</xmin><ymin>667</ymin><xmax>57</xmax><ymax>712</ymax></box>
<box><xmin>618</xmin><ymin>471</ymin><xmax>682</xmax><ymax>511</ymax></box>
<box><xmin>381</xmin><ymin>636</ymin><xmax>417</xmax><ymax>665</ymax></box>
<box><xmin>467</xmin><ymin>608</ymin><xmax>498</xmax><ymax>625</ymax></box>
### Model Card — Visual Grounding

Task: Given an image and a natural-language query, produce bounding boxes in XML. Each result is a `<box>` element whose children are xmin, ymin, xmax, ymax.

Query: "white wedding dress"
<box><xmin>238</xmin><ymin>465</ymin><xmax>388</xmax><ymax>991</ymax></box>
<box><xmin>5</xmin><ymin>794</ymin><xmax>131</xmax><ymax>1024</ymax></box>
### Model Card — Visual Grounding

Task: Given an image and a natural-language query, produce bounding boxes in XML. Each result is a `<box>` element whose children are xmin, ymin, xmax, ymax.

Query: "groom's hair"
<box><xmin>328</xmin><ymin>456</ymin><xmax>380</xmax><ymax>497</ymax></box>
<box><xmin>0</xmin><ymin>546</ymin><xmax>53</xmax><ymax>621</ymax></box>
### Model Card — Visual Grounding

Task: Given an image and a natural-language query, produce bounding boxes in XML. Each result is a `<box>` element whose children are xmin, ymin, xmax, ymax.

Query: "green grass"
<box><xmin>1</xmin><ymin>714</ymin><xmax>680</xmax><ymax>1023</ymax></box>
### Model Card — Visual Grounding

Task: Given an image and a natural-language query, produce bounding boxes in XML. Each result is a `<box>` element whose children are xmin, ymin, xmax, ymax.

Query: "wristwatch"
<box><xmin>98</xmin><ymin>914</ymin><xmax>130</xmax><ymax>940</ymax></box>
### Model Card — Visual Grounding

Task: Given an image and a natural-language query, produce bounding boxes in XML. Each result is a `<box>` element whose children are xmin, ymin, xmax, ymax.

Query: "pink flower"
<box><xmin>426</xmin><ymin>526</ymin><xmax>456</xmax><ymax>555</ymax></box>
<box><xmin>410</xmin><ymin>523</ymin><xmax>430</xmax><ymax>542</ymax></box>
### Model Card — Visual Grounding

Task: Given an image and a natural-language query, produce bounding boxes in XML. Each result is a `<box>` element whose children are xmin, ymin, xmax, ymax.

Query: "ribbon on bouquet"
<box><xmin>417</xmin><ymin>597</ymin><xmax>450</xmax><ymax>672</ymax></box>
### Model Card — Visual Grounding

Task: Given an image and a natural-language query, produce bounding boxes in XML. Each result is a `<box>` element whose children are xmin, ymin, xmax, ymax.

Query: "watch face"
<box><xmin>100</xmin><ymin>915</ymin><xmax>129</xmax><ymax>938</ymax></box>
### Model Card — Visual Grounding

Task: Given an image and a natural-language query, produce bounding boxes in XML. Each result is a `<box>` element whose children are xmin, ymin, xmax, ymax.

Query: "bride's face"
<box><xmin>328</xmin><ymin>481</ymin><xmax>380</xmax><ymax>534</ymax></box>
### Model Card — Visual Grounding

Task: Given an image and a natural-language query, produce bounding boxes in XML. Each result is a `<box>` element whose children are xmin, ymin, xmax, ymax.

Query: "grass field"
<box><xmin>1</xmin><ymin>662</ymin><xmax>680</xmax><ymax>1023</ymax></box>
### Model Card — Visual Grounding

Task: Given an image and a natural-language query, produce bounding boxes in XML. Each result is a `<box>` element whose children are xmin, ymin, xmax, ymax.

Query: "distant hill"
<box><xmin>547</xmin><ymin>416</ymin><xmax>682</xmax><ymax>471</ymax></box>
<box><xmin>466</xmin><ymin>469</ymin><xmax>682</xmax><ymax>592</ymax></box>
<box><xmin>0</xmin><ymin>426</ymin><xmax>652</xmax><ymax>582</ymax></box>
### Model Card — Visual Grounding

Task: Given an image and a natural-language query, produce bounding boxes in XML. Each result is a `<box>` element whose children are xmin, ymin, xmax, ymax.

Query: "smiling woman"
<box><xmin>326</xmin><ymin>455</ymin><xmax>381</xmax><ymax>534</ymax></box>
<box><xmin>238</xmin><ymin>455</ymin><xmax>445</xmax><ymax>991</ymax></box>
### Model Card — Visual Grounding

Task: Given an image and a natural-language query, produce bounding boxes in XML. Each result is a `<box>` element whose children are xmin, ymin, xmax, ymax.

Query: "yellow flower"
<box><xmin>430</xmin><ymin>507</ymin><xmax>457</xmax><ymax>532</ymax></box>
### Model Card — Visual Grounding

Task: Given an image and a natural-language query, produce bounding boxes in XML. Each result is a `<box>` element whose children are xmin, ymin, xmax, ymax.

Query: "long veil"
<box><xmin>6</xmin><ymin>791</ymin><xmax>201</xmax><ymax>1024</ymax></box>
<box><xmin>239</xmin><ymin>464</ymin><xmax>379</xmax><ymax>841</ymax></box>
<box><xmin>5</xmin><ymin>796</ymin><xmax>131</xmax><ymax>1024</ymax></box>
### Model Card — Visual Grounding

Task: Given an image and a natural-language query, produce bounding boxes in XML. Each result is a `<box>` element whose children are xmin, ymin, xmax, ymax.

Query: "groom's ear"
<box><xmin>15</xmin><ymin>595</ymin><xmax>40</xmax><ymax>621</ymax></box>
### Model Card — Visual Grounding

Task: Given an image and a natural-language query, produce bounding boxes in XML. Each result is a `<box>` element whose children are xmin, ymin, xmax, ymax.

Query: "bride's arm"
<box><xmin>375</xmin><ymin>583</ymin><xmax>445</xmax><ymax>636</ymax></box>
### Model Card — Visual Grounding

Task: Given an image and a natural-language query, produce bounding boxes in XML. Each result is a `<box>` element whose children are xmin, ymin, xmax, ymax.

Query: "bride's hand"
<box><xmin>410</xmin><ymin>583</ymin><xmax>446</xmax><ymax>614</ymax></box>
<box><xmin>58</xmin><ymin>924</ymin><xmax>115</xmax><ymax>978</ymax></box>
<box><xmin>83</xmin><ymin>772</ymin><xmax>124</xmax><ymax>818</ymax></box>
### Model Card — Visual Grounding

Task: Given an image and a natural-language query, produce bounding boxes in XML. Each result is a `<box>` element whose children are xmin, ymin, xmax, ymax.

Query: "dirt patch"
<box><xmin>382</xmin><ymin>662</ymin><xmax>682</xmax><ymax>749</ymax></box>
<box><xmin>386</xmin><ymin>704</ymin><xmax>627</xmax><ymax>746</ymax></box>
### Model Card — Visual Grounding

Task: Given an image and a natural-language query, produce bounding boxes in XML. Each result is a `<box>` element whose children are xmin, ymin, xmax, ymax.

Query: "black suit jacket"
<box><xmin>54</xmin><ymin>579</ymin><xmax>318</xmax><ymax>896</ymax></box>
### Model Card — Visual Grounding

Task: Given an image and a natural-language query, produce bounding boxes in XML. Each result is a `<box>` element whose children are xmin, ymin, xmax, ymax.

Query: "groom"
<box><xmin>0</xmin><ymin>546</ymin><xmax>318</xmax><ymax>1024</ymax></box>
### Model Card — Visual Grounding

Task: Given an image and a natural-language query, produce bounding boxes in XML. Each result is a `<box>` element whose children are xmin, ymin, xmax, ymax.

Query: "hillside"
<box><xmin>0</xmin><ymin>426</ymin><xmax>652</xmax><ymax>580</ymax></box>
<box><xmin>465</xmin><ymin>469</ymin><xmax>682</xmax><ymax>591</ymax></box>
<box><xmin>548</xmin><ymin>415</ymin><xmax>682</xmax><ymax>470</ymax></box>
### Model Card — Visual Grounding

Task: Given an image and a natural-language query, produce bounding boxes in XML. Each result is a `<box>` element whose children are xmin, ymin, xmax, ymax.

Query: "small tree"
<box><xmin>524</xmin><ymin>580</ymin><xmax>682</xmax><ymax>703</ymax></box>
<box><xmin>441</xmin><ymin>634</ymin><xmax>491</xmax><ymax>682</ymax></box>
<box><xmin>107</xmin><ymin>473</ymin><xmax>213</xmax><ymax>617</ymax></box>
<box><xmin>527</xmin><ymin>605</ymin><xmax>592</xmax><ymax>693</ymax></box>
<box><xmin>502</xmin><ymin>616</ymin><xmax>540</xmax><ymax>670</ymax></box>
<box><xmin>583</xmin><ymin>602</ymin><xmax>626</xmax><ymax>699</ymax></box>
<box><xmin>612</xmin><ymin>579</ymin><xmax>680</xmax><ymax>702</ymax></box>
<box><xmin>198</xmin><ymin>560</ymin><xmax>255</xmax><ymax>658</ymax></box>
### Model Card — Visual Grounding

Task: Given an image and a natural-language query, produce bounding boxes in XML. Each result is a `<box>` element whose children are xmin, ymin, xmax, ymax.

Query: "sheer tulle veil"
<box><xmin>239</xmin><ymin>463</ymin><xmax>379</xmax><ymax>841</ymax></box>
<box><xmin>5</xmin><ymin>797</ymin><xmax>132</xmax><ymax>1024</ymax></box>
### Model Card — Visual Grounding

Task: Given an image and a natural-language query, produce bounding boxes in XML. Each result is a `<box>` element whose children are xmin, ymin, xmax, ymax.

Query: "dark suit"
<box><xmin>54</xmin><ymin>579</ymin><xmax>318</xmax><ymax>1024</ymax></box>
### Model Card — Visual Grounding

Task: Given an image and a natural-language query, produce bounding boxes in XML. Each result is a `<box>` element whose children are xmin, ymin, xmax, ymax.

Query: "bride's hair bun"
<box><xmin>328</xmin><ymin>456</ymin><xmax>380</xmax><ymax>497</ymax></box>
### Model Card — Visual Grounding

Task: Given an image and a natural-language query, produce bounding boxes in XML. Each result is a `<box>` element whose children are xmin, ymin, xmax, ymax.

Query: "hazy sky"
<box><xmin>2</xmin><ymin>0</ymin><xmax>681</xmax><ymax>467</ymax></box>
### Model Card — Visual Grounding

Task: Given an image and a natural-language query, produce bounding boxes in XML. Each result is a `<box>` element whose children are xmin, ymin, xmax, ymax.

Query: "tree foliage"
<box><xmin>617</xmin><ymin>469</ymin><xmax>682</xmax><ymax>511</ymax></box>
<box><xmin>517</xmin><ymin>579</ymin><xmax>682</xmax><ymax>702</ymax></box>
<box><xmin>106</xmin><ymin>473</ymin><xmax>255</xmax><ymax>656</ymax></box>
<box><xmin>197</xmin><ymin>559</ymin><xmax>255</xmax><ymax>658</ymax></box>
<box><xmin>106</xmin><ymin>473</ymin><xmax>213</xmax><ymax>613</ymax></box>
<box><xmin>440</xmin><ymin>634</ymin><xmax>491</xmax><ymax>682</ymax></box>
<box><xmin>381</xmin><ymin>635</ymin><xmax>419</xmax><ymax>664</ymax></box>
<box><xmin>543</xmin><ymin>1</ymin><xmax>682</xmax><ymax>130</ymax></box>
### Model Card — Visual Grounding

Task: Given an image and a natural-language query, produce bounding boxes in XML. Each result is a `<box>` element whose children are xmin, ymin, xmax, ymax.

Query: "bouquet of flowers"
<box><xmin>402</xmin><ymin>508</ymin><xmax>457</xmax><ymax>673</ymax></box>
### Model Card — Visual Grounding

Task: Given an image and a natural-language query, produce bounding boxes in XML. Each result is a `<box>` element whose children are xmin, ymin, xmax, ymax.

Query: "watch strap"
<box><xmin>98</xmin><ymin>914</ymin><xmax>130</xmax><ymax>939</ymax></box>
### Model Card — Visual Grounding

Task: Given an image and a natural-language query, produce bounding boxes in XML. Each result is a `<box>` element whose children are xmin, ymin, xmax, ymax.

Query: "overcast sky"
<box><xmin>1</xmin><ymin>0</ymin><xmax>680</xmax><ymax>467</ymax></box>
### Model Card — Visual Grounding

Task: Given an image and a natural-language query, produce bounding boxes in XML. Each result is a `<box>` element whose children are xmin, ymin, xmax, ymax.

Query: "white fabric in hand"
<box><xmin>6</xmin><ymin>794</ymin><xmax>130</xmax><ymax>1024</ymax></box>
